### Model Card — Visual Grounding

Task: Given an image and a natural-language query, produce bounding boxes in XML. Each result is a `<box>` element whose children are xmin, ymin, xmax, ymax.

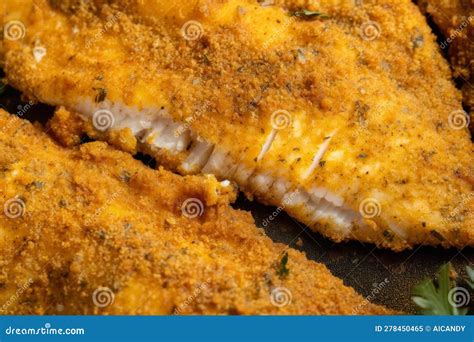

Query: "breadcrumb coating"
<box><xmin>1</xmin><ymin>0</ymin><xmax>473</xmax><ymax>251</ymax></box>
<box><xmin>0</xmin><ymin>109</ymin><xmax>392</xmax><ymax>315</ymax></box>
<box><xmin>417</xmin><ymin>0</ymin><xmax>473</xmax><ymax>132</ymax></box>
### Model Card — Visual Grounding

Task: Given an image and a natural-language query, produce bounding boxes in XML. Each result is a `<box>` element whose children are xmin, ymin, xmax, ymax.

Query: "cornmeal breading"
<box><xmin>1</xmin><ymin>0</ymin><xmax>473</xmax><ymax>250</ymax></box>
<box><xmin>417</xmin><ymin>0</ymin><xmax>473</xmax><ymax>132</ymax></box>
<box><xmin>0</xmin><ymin>109</ymin><xmax>392</xmax><ymax>315</ymax></box>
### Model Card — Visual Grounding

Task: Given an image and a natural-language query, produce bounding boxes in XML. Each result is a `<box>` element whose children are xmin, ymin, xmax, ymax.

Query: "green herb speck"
<box><xmin>276</xmin><ymin>252</ymin><xmax>290</xmax><ymax>279</ymax></box>
<box><xmin>120</xmin><ymin>170</ymin><xmax>131</xmax><ymax>183</ymax></box>
<box><xmin>290</xmin><ymin>9</ymin><xmax>329</xmax><ymax>20</ymax></box>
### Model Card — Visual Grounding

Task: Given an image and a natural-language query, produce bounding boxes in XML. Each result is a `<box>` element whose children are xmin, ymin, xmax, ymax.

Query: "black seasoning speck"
<box><xmin>383</xmin><ymin>230</ymin><xmax>394</xmax><ymax>241</ymax></box>
<box><xmin>430</xmin><ymin>230</ymin><xmax>445</xmax><ymax>241</ymax></box>
<box><xmin>98</xmin><ymin>230</ymin><xmax>107</xmax><ymax>240</ymax></box>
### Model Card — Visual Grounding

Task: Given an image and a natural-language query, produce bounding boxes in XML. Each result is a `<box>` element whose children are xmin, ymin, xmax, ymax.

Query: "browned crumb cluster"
<box><xmin>47</xmin><ymin>106</ymin><xmax>84</xmax><ymax>147</ymax></box>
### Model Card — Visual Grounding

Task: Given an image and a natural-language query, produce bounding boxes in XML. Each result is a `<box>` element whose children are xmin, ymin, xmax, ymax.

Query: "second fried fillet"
<box><xmin>417</xmin><ymin>0</ymin><xmax>473</xmax><ymax>131</ymax></box>
<box><xmin>2</xmin><ymin>0</ymin><xmax>473</xmax><ymax>250</ymax></box>
<box><xmin>0</xmin><ymin>109</ymin><xmax>391</xmax><ymax>315</ymax></box>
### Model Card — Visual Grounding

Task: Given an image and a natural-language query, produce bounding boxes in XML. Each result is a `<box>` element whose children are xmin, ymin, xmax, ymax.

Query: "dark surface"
<box><xmin>235</xmin><ymin>195</ymin><xmax>473</xmax><ymax>314</ymax></box>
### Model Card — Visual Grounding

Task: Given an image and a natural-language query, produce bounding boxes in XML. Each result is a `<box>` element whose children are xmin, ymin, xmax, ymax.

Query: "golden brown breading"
<box><xmin>0</xmin><ymin>109</ymin><xmax>392</xmax><ymax>315</ymax></box>
<box><xmin>417</xmin><ymin>0</ymin><xmax>473</xmax><ymax>131</ymax></box>
<box><xmin>2</xmin><ymin>0</ymin><xmax>473</xmax><ymax>251</ymax></box>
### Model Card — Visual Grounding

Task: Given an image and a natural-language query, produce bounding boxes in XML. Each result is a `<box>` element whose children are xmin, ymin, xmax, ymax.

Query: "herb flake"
<box><xmin>276</xmin><ymin>252</ymin><xmax>290</xmax><ymax>279</ymax></box>
<box><xmin>290</xmin><ymin>9</ymin><xmax>329</xmax><ymax>20</ymax></box>
<box><xmin>120</xmin><ymin>170</ymin><xmax>131</xmax><ymax>183</ymax></box>
<box><xmin>94</xmin><ymin>87</ymin><xmax>107</xmax><ymax>103</ymax></box>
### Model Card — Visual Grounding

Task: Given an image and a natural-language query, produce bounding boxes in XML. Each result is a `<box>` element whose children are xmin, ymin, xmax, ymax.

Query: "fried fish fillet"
<box><xmin>417</xmin><ymin>0</ymin><xmax>473</xmax><ymax>133</ymax></box>
<box><xmin>0</xmin><ymin>109</ymin><xmax>392</xmax><ymax>315</ymax></box>
<box><xmin>2</xmin><ymin>0</ymin><xmax>473</xmax><ymax>251</ymax></box>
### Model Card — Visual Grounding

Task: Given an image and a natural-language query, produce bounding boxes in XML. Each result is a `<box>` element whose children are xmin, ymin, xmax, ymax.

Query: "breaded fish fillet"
<box><xmin>417</xmin><ymin>0</ymin><xmax>473</xmax><ymax>132</ymax></box>
<box><xmin>0</xmin><ymin>109</ymin><xmax>392</xmax><ymax>315</ymax></box>
<box><xmin>1</xmin><ymin>0</ymin><xmax>473</xmax><ymax>251</ymax></box>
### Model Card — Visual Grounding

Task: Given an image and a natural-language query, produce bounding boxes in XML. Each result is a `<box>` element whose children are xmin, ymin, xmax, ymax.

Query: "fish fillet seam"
<box><xmin>74</xmin><ymin>99</ymin><xmax>376</xmax><ymax>239</ymax></box>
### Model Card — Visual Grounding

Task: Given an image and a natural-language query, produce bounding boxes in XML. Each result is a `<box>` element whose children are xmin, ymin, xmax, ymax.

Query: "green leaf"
<box><xmin>411</xmin><ymin>263</ymin><xmax>467</xmax><ymax>315</ymax></box>
<box><xmin>411</xmin><ymin>296</ymin><xmax>431</xmax><ymax>309</ymax></box>
<box><xmin>466</xmin><ymin>266</ymin><xmax>474</xmax><ymax>289</ymax></box>
<box><xmin>276</xmin><ymin>252</ymin><xmax>290</xmax><ymax>279</ymax></box>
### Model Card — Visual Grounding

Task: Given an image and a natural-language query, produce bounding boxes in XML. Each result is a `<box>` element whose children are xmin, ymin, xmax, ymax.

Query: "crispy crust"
<box><xmin>2</xmin><ymin>0</ymin><xmax>473</xmax><ymax>250</ymax></box>
<box><xmin>417</xmin><ymin>0</ymin><xmax>473</xmax><ymax>132</ymax></box>
<box><xmin>0</xmin><ymin>109</ymin><xmax>393</xmax><ymax>315</ymax></box>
